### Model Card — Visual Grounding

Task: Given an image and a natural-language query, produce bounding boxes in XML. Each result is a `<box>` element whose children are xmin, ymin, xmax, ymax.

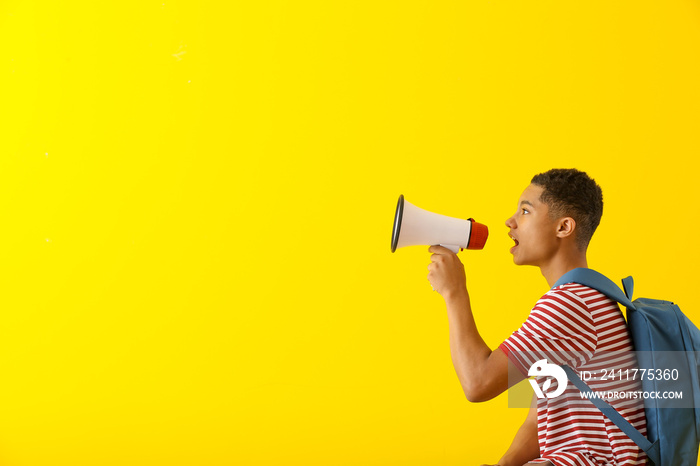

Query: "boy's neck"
<box><xmin>540</xmin><ymin>251</ymin><xmax>588</xmax><ymax>288</ymax></box>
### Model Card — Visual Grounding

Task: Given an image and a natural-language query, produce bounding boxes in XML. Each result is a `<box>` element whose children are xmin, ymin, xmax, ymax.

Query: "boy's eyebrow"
<box><xmin>519</xmin><ymin>200</ymin><xmax>534</xmax><ymax>207</ymax></box>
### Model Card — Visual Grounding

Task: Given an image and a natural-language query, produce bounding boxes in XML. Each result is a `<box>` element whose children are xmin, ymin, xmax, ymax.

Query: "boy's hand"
<box><xmin>427</xmin><ymin>245</ymin><xmax>467</xmax><ymax>299</ymax></box>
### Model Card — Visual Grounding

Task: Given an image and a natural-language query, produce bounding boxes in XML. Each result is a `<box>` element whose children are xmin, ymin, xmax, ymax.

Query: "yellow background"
<box><xmin>1</xmin><ymin>0</ymin><xmax>699</xmax><ymax>464</ymax></box>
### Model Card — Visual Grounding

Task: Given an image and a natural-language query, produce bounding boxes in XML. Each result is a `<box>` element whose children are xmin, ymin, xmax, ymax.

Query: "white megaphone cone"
<box><xmin>391</xmin><ymin>195</ymin><xmax>488</xmax><ymax>253</ymax></box>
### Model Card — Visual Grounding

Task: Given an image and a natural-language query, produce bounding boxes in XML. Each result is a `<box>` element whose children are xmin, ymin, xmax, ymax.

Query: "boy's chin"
<box><xmin>512</xmin><ymin>255</ymin><xmax>535</xmax><ymax>267</ymax></box>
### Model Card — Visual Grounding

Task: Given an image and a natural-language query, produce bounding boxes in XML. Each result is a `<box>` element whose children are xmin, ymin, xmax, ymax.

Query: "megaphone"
<box><xmin>391</xmin><ymin>195</ymin><xmax>488</xmax><ymax>253</ymax></box>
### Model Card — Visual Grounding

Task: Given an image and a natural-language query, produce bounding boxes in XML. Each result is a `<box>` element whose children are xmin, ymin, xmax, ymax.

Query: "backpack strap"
<box><xmin>562</xmin><ymin>365</ymin><xmax>661</xmax><ymax>465</ymax></box>
<box><xmin>554</xmin><ymin>270</ymin><xmax>657</xmax><ymax>463</ymax></box>
<box><xmin>621</xmin><ymin>276</ymin><xmax>635</xmax><ymax>301</ymax></box>
<box><xmin>552</xmin><ymin>268</ymin><xmax>637</xmax><ymax>310</ymax></box>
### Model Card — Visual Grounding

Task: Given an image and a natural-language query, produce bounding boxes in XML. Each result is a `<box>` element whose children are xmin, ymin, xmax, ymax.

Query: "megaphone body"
<box><xmin>391</xmin><ymin>195</ymin><xmax>488</xmax><ymax>253</ymax></box>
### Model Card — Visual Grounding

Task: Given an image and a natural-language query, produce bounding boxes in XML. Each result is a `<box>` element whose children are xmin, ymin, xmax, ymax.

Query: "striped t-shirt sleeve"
<box><xmin>499</xmin><ymin>288</ymin><xmax>598</xmax><ymax>375</ymax></box>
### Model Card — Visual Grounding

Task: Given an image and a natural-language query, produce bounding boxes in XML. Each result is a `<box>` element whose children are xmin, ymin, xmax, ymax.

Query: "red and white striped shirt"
<box><xmin>499</xmin><ymin>282</ymin><xmax>648</xmax><ymax>466</ymax></box>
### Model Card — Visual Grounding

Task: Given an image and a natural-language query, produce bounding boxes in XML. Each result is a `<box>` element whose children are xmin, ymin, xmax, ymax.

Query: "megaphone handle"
<box><xmin>439</xmin><ymin>244</ymin><xmax>461</xmax><ymax>254</ymax></box>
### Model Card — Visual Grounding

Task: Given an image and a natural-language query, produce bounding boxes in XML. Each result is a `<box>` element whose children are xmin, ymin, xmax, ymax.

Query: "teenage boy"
<box><xmin>427</xmin><ymin>169</ymin><xmax>647</xmax><ymax>466</ymax></box>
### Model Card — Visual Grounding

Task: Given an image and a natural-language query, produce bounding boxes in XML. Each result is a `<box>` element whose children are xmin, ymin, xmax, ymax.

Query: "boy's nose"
<box><xmin>505</xmin><ymin>216</ymin><xmax>516</xmax><ymax>229</ymax></box>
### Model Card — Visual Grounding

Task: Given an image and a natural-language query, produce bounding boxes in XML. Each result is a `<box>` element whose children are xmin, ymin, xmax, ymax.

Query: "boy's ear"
<box><xmin>556</xmin><ymin>217</ymin><xmax>576</xmax><ymax>239</ymax></box>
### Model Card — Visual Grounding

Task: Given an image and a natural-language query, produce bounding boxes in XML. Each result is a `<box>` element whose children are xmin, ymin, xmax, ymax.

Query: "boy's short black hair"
<box><xmin>531</xmin><ymin>168</ymin><xmax>603</xmax><ymax>250</ymax></box>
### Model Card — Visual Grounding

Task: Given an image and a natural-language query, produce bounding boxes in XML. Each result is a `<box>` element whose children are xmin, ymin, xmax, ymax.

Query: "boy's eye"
<box><xmin>522</xmin><ymin>208</ymin><xmax>530</xmax><ymax>214</ymax></box>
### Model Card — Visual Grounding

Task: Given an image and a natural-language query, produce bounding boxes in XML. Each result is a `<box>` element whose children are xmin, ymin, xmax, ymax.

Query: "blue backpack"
<box><xmin>552</xmin><ymin>268</ymin><xmax>700</xmax><ymax>466</ymax></box>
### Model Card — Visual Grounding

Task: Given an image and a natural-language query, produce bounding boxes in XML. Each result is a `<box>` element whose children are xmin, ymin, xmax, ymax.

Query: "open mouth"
<box><xmin>509</xmin><ymin>233</ymin><xmax>519</xmax><ymax>253</ymax></box>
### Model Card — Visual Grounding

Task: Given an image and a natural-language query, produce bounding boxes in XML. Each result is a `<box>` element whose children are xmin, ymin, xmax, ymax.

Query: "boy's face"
<box><xmin>505</xmin><ymin>184</ymin><xmax>560</xmax><ymax>267</ymax></box>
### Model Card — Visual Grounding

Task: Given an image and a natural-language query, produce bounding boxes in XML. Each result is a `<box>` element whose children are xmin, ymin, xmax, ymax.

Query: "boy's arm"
<box><xmin>427</xmin><ymin>246</ymin><xmax>527</xmax><ymax>401</ymax></box>
<box><xmin>427</xmin><ymin>247</ymin><xmax>551</xmax><ymax>466</ymax></box>
<box><xmin>497</xmin><ymin>394</ymin><xmax>542</xmax><ymax>466</ymax></box>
